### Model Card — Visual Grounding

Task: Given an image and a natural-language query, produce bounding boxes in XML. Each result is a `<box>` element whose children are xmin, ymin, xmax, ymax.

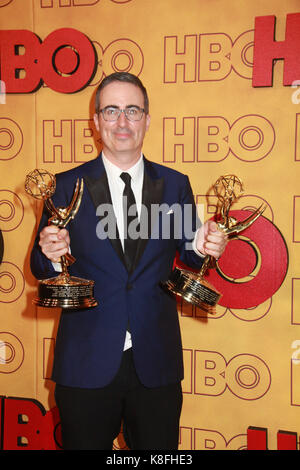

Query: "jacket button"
<box><xmin>126</xmin><ymin>283</ymin><xmax>133</xmax><ymax>290</ymax></box>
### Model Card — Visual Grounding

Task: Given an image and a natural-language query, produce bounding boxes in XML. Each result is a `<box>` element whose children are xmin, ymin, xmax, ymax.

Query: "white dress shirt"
<box><xmin>102</xmin><ymin>153</ymin><xmax>144</xmax><ymax>351</ymax></box>
<box><xmin>102</xmin><ymin>153</ymin><xmax>144</xmax><ymax>250</ymax></box>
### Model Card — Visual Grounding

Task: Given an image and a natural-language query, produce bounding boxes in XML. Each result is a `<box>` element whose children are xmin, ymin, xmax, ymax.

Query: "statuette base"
<box><xmin>34</xmin><ymin>274</ymin><xmax>98</xmax><ymax>309</ymax></box>
<box><xmin>161</xmin><ymin>267</ymin><xmax>221</xmax><ymax>314</ymax></box>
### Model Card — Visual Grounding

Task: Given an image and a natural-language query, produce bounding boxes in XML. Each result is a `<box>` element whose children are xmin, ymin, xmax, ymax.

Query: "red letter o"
<box><xmin>39</xmin><ymin>28</ymin><xmax>96</xmax><ymax>93</ymax></box>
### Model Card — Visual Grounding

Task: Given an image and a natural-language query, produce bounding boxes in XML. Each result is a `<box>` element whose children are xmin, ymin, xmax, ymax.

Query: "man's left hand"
<box><xmin>196</xmin><ymin>220</ymin><xmax>228</xmax><ymax>259</ymax></box>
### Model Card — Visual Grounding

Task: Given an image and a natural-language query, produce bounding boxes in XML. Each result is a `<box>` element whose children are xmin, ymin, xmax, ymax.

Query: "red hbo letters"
<box><xmin>0</xmin><ymin>28</ymin><xmax>97</xmax><ymax>93</ymax></box>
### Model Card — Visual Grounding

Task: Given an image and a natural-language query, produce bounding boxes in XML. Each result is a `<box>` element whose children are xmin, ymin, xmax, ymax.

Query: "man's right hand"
<box><xmin>39</xmin><ymin>225</ymin><xmax>70</xmax><ymax>263</ymax></box>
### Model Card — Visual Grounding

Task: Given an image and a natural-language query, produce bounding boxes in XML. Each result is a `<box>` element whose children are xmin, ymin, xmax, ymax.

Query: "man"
<box><xmin>31</xmin><ymin>72</ymin><xmax>227</xmax><ymax>450</ymax></box>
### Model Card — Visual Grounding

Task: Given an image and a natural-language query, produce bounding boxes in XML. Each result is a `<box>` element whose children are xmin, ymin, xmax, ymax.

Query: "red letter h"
<box><xmin>252</xmin><ymin>13</ymin><xmax>300</xmax><ymax>86</ymax></box>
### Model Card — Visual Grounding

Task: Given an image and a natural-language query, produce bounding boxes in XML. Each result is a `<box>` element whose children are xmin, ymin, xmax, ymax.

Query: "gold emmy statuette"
<box><xmin>161</xmin><ymin>175</ymin><xmax>266</xmax><ymax>314</ymax></box>
<box><xmin>25</xmin><ymin>169</ymin><xmax>98</xmax><ymax>309</ymax></box>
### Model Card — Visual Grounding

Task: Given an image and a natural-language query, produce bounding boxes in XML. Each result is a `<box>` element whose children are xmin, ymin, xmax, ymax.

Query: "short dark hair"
<box><xmin>95</xmin><ymin>72</ymin><xmax>149</xmax><ymax>115</ymax></box>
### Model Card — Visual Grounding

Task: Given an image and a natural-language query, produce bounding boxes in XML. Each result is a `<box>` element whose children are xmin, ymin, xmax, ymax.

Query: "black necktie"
<box><xmin>120</xmin><ymin>172</ymin><xmax>139</xmax><ymax>272</ymax></box>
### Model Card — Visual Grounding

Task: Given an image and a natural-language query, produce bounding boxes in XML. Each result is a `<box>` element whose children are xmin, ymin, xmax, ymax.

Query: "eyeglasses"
<box><xmin>99</xmin><ymin>106</ymin><xmax>145</xmax><ymax>122</ymax></box>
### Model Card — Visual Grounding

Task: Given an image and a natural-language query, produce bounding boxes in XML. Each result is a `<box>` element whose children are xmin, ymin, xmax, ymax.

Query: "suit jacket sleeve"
<box><xmin>175</xmin><ymin>174</ymin><xmax>204</xmax><ymax>270</ymax></box>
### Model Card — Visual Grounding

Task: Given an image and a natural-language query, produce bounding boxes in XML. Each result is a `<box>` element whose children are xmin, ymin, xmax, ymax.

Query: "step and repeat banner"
<box><xmin>0</xmin><ymin>0</ymin><xmax>299</xmax><ymax>450</ymax></box>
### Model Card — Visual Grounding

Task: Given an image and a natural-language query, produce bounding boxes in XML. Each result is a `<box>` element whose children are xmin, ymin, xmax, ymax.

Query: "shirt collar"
<box><xmin>102</xmin><ymin>152</ymin><xmax>144</xmax><ymax>183</ymax></box>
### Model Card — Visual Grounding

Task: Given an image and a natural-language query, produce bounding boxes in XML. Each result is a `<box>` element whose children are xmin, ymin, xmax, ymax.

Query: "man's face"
<box><xmin>93</xmin><ymin>81</ymin><xmax>150</xmax><ymax>164</ymax></box>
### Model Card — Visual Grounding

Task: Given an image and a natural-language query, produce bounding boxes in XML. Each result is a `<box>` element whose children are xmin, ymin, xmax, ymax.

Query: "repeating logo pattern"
<box><xmin>0</xmin><ymin>1</ymin><xmax>299</xmax><ymax>450</ymax></box>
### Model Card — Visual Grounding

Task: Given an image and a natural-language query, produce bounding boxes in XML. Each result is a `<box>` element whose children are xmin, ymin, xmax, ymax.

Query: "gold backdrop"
<box><xmin>0</xmin><ymin>0</ymin><xmax>299</xmax><ymax>450</ymax></box>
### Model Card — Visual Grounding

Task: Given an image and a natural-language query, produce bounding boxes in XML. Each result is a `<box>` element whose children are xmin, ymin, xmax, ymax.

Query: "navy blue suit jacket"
<box><xmin>30</xmin><ymin>154</ymin><xmax>203</xmax><ymax>388</ymax></box>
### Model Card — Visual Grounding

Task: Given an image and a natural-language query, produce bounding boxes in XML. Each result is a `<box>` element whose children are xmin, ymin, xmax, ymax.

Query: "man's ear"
<box><xmin>93</xmin><ymin>113</ymin><xmax>100</xmax><ymax>132</ymax></box>
<box><xmin>146</xmin><ymin>113</ymin><xmax>151</xmax><ymax>131</ymax></box>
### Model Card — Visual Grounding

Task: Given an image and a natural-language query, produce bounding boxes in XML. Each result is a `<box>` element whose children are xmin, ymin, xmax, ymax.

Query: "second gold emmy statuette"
<box><xmin>25</xmin><ymin>169</ymin><xmax>98</xmax><ymax>309</ymax></box>
<box><xmin>161</xmin><ymin>175</ymin><xmax>266</xmax><ymax>314</ymax></box>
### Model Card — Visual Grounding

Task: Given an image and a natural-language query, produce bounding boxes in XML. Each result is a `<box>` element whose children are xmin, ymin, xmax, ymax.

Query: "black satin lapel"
<box><xmin>130</xmin><ymin>169</ymin><xmax>164</xmax><ymax>273</ymax></box>
<box><xmin>84</xmin><ymin>171</ymin><xmax>110</xmax><ymax>210</ymax></box>
<box><xmin>84</xmin><ymin>172</ymin><xmax>125</xmax><ymax>267</ymax></box>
